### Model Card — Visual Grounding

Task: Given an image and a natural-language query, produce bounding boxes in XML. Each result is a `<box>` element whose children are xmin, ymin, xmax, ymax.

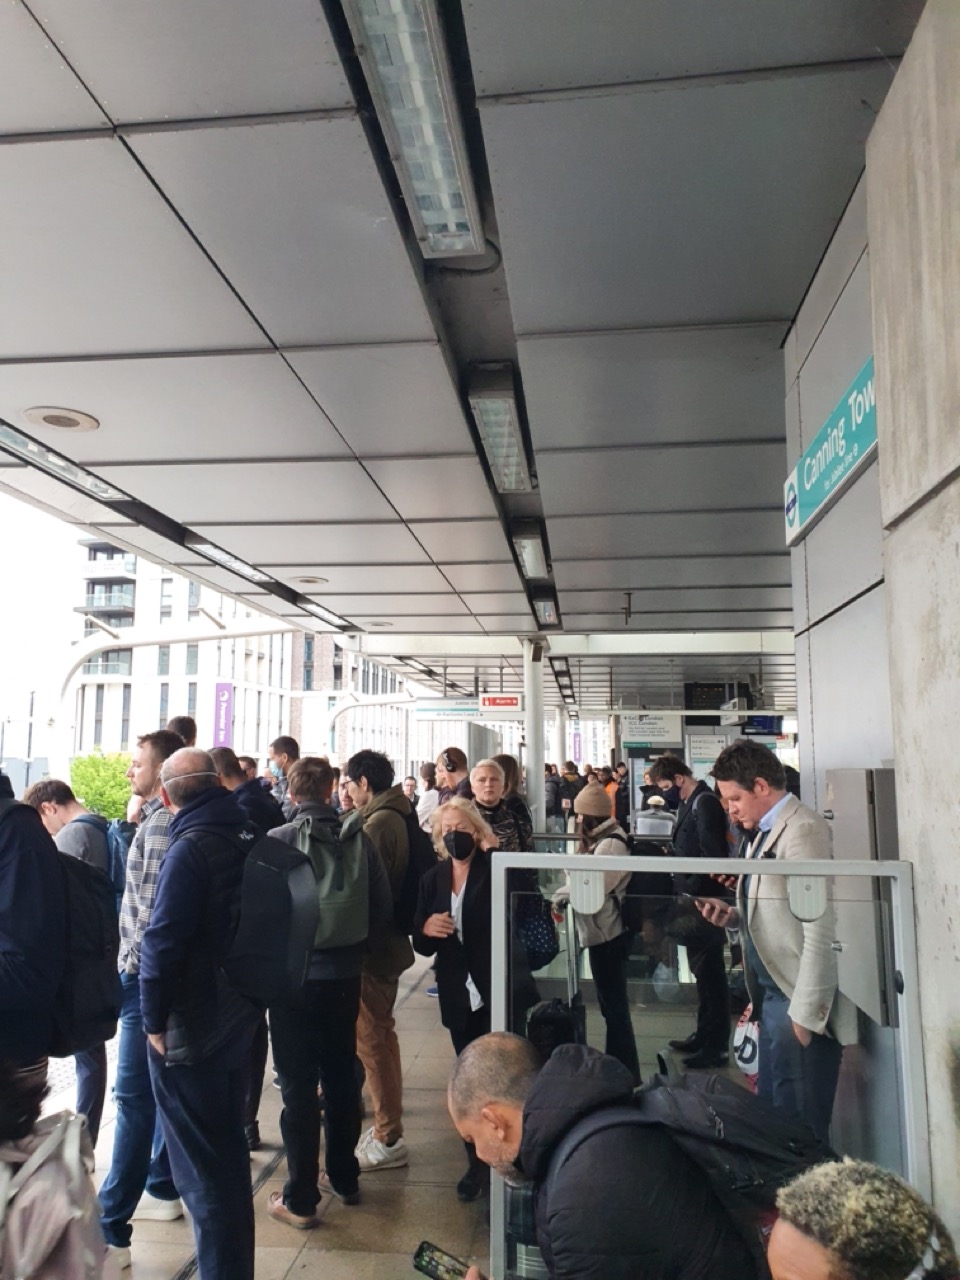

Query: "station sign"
<box><xmin>411</xmin><ymin>699</ymin><xmax>479</xmax><ymax>719</ymax></box>
<box><xmin>213</xmin><ymin>682</ymin><xmax>233</xmax><ymax>747</ymax></box>
<box><xmin>784</xmin><ymin>356</ymin><xmax>877</xmax><ymax>546</ymax></box>
<box><xmin>620</xmin><ymin>711</ymin><xmax>683</xmax><ymax>747</ymax></box>
<box><xmin>478</xmin><ymin>693</ymin><xmax>524</xmax><ymax>718</ymax></box>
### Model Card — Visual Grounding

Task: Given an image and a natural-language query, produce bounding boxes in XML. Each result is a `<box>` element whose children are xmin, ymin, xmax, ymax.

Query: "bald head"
<box><xmin>161</xmin><ymin>747</ymin><xmax>221</xmax><ymax>812</ymax></box>
<box><xmin>448</xmin><ymin>1032</ymin><xmax>542</xmax><ymax>1122</ymax></box>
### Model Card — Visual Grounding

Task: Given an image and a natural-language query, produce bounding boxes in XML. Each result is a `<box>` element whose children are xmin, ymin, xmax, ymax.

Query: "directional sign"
<box><xmin>785</xmin><ymin>356</ymin><xmax>877</xmax><ymax>545</ymax></box>
<box><xmin>620</xmin><ymin>712</ymin><xmax>683</xmax><ymax>747</ymax></box>
<box><xmin>479</xmin><ymin>693</ymin><xmax>524</xmax><ymax>718</ymax></box>
<box><xmin>411</xmin><ymin>699</ymin><xmax>479</xmax><ymax>719</ymax></box>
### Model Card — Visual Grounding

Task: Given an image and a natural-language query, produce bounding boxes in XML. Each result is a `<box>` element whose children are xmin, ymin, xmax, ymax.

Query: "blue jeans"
<box><xmin>149</xmin><ymin>1038</ymin><xmax>254</xmax><ymax>1280</ymax></box>
<box><xmin>75</xmin><ymin>1043</ymin><xmax>107</xmax><ymax>1146</ymax></box>
<box><xmin>99</xmin><ymin>973</ymin><xmax>178</xmax><ymax>1248</ymax></box>
<box><xmin>757</xmin><ymin>987</ymin><xmax>842</xmax><ymax>1143</ymax></box>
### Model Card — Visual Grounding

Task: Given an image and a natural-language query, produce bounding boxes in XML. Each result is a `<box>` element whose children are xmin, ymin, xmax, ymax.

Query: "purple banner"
<box><xmin>213</xmin><ymin>682</ymin><xmax>234</xmax><ymax>748</ymax></box>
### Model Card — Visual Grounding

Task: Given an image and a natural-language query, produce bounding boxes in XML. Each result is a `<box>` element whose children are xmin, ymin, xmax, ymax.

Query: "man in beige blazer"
<box><xmin>698</xmin><ymin>740</ymin><xmax>855</xmax><ymax>1141</ymax></box>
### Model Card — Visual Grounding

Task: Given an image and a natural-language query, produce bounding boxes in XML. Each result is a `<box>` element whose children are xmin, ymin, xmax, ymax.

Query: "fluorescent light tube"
<box><xmin>298</xmin><ymin>599</ymin><xmax>349</xmax><ymax>628</ymax></box>
<box><xmin>512</xmin><ymin>523</ymin><xmax>548</xmax><ymax>580</ymax></box>
<box><xmin>532</xmin><ymin>596</ymin><xmax>559</xmax><ymax>627</ymax></box>
<box><xmin>185</xmin><ymin>538</ymin><xmax>272</xmax><ymax>585</ymax></box>
<box><xmin>468</xmin><ymin>368</ymin><xmax>531</xmax><ymax>493</ymax></box>
<box><xmin>342</xmin><ymin>0</ymin><xmax>484</xmax><ymax>258</ymax></box>
<box><xmin>0</xmin><ymin>419</ymin><xmax>127</xmax><ymax>503</ymax></box>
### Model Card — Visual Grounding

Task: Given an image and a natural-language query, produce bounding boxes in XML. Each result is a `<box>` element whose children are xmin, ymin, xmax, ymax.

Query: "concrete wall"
<box><xmin>784</xmin><ymin>179</ymin><xmax>894</xmax><ymax>810</ymax></box>
<box><xmin>867</xmin><ymin>0</ymin><xmax>960</xmax><ymax>1226</ymax></box>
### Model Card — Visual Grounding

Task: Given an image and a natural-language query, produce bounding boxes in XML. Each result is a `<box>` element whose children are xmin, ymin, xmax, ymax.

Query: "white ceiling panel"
<box><xmin>555</xmin><ymin>556</ymin><xmax>790</xmax><ymax>590</ymax></box>
<box><xmin>0</xmin><ymin>138</ymin><xmax>264</xmax><ymax>359</ymax></box>
<box><xmin>518</xmin><ymin>326</ymin><xmax>785</xmax><ymax>449</ymax></box>
<box><xmin>547</xmin><ymin>512</ymin><xmax>786</xmax><ymax>559</ymax></box>
<box><xmin>442</xmin><ymin>562</ymin><xmax>524</xmax><ymax>593</ymax></box>
<box><xmin>129</xmin><ymin>118</ymin><xmax>436</xmax><ymax>347</ymax></box>
<box><xmin>350</xmin><ymin>615</ymin><xmax>484</xmax><ymax>634</ymax></box>
<box><xmin>287</xmin><ymin>593</ymin><xmax>469</xmax><ymax>615</ymax></box>
<box><xmin>181</xmin><ymin>523</ymin><xmax>428</xmax><ymax>567</ymax></box>
<box><xmin>95</xmin><ymin>460</ymin><xmax>397</xmax><ymax>524</ymax></box>
<box><xmin>561</xmin><ymin>587</ymin><xmax>794</xmax><ymax>612</ymax></box>
<box><xmin>409</xmin><ymin>520</ymin><xmax>511</xmax><ymax>563</ymax></box>
<box><xmin>365</xmin><ymin>457</ymin><xmax>498</xmax><ymax>521</ymax></box>
<box><xmin>0</xmin><ymin>4</ymin><xmax>108</xmax><ymax>133</ymax></box>
<box><xmin>90</xmin><ymin>523</ymin><xmax>197</xmax><ymax>563</ymax></box>
<box><xmin>481</xmin><ymin>64</ymin><xmax>894</xmax><ymax>333</ymax></box>
<box><xmin>479</xmin><ymin>616</ymin><xmax>538</xmax><ymax>634</ymax></box>
<box><xmin>461</xmin><ymin>593</ymin><xmax>530</xmax><ymax>614</ymax></box>
<box><xmin>0</xmin><ymin>468</ymin><xmax>133</xmax><ymax>525</ymax></box>
<box><xmin>564</xmin><ymin>612</ymin><xmax>793</xmax><ymax>631</ymax></box>
<box><xmin>0</xmin><ymin>354</ymin><xmax>349</xmax><ymax>464</ymax></box>
<box><xmin>464</xmin><ymin>0</ymin><xmax>922</xmax><ymax>96</ymax></box>
<box><xmin>287</xmin><ymin>345</ymin><xmax>472</xmax><ymax>457</ymax></box>
<box><xmin>30</xmin><ymin>0</ymin><xmax>353</xmax><ymax>121</ymax></box>
<box><xmin>265</xmin><ymin>563</ymin><xmax>449</xmax><ymax>593</ymax></box>
<box><xmin>536</xmin><ymin>443</ymin><xmax>786</xmax><ymax>516</ymax></box>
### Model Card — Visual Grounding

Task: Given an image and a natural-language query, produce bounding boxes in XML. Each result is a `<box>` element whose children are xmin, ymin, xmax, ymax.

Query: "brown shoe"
<box><xmin>267</xmin><ymin>1190</ymin><xmax>319</xmax><ymax>1230</ymax></box>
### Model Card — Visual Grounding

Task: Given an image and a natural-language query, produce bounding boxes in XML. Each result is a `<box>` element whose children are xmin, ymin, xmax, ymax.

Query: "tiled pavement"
<box><xmin>48</xmin><ymin>955</ymin><xmax>709</xmax><ymax>1279</ymax></box>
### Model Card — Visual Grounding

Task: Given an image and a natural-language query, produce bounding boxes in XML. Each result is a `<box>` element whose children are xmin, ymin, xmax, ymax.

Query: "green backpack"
<box><xmin>295</xmin><ymin>816</ymin><xmax>370</xmax><ymax>950</ymax></box>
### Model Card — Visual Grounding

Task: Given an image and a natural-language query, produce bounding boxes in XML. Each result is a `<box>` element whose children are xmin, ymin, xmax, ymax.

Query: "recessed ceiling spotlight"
<box><xmin>24</xmin><ymin>406</ymin><xmax>100</xmax><ymax>432</ymax></box>
<box><xmin>294</xmin><ymin>576</ymin><xmax>328</xmax><ymax>585</ymax></box>
<box><xmin>368</xmin><ymin>621</ymin><xmax>393</xmax><ymax>628</ymax></box>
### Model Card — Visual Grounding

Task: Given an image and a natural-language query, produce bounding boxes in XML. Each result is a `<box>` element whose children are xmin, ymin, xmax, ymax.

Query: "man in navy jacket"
<box><xmin>140</xmin><ymin>749</ymin><xmax>260</xmax><ymax>1280</ymax></box>
<box><xmin>0</xmin><ymin>769</ymin><xmax>65</xmax><ymax>1074</ymax></box>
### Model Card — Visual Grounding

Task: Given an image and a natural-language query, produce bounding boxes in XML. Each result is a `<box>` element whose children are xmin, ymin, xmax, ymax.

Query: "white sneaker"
<box><xmin>107</xmin><ymin>1244</ymin><xmax>132</xmax><ymax>1270</ymax></box>
<box><xmin>133</xmin><ymin>1191</ymin><xmax>184</xmax><ymax>1221</ymax></box>
<box><xmin>356</xmin><ymin>1133</ymin><xmax>409</xmax><ymax>1171</ymax></box>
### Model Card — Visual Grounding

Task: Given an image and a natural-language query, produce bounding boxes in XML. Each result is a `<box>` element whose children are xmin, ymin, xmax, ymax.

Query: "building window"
<box><xmin>333</xmin><ymin>643</ymin><xmax>343</xmax><ymax>691</ymax></box>
<box><xmin>304</xmin><ymin>636</ymin><xmax>314</xmax><ymax>663</ymax></box>
<box><xmin>186</xmin><ymin>643</ymin><xmax>199</xmax><ymax>675</ymax></box>
<box><xmin>255</xmin><ymin>691</ymin><xmax>263</xmax><ymax>748</ymax></box>
<box><xmin>83</xmin><ymin>648</ymin><xmax>132</xmax><ymax>676</ymax></box>
<box><xmin>187</xmin><ymin>682</ymin><xmax>197</xmax><ymax>716</ymax></box>
<box><xmin>160</xmin><ymin>578</ymin><xmax>173</xmax><ymax>621</ymax></box>
<box><xmin>121</xmin><ymin>684</ymin><xmax>131</xmax><ymax>750</ymax></box>
<box><xmin>159</xmin><ymin>682</ymin><xmax>169</xmax><ymax>723</ymax></box>
<box><xmin>93</xmin><ymin>685</ymin><xmax>105</xmax><ymax>747</ymax></box>
<box><xmin>188</xmin><ymin>581</ymin><xmax>201</xmax><ymax>620</ymax></box>
<box><xmin>158</xmin><ymin>644</ymin><xmax>170</xmax><ymax>676</ymax></box>
<box><xmin>304</xmin><ymin>666</ymin><xmax>314</xmax><ymax>691</ymax></box>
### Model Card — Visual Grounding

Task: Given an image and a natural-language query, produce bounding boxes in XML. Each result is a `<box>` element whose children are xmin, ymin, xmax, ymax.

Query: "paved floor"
<box><xmin>47</xmin><ymin>954</ymin><xmax>712</xmax><ymax>1279</ymax></box>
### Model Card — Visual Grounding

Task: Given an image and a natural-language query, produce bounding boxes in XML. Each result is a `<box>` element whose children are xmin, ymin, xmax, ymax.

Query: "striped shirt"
<box><xmin>118</xmin><ymin>796</ymin><xmax>173</xmax><ymax>975</ymax></box>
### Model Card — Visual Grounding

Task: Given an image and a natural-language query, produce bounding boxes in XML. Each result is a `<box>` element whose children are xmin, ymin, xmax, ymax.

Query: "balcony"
<box><xmin>77</xmin><ymin>587</ymin><xmax>136</xmax><ymax>614</ymax></box>
<box><xmin>83</xmin><ymin>653</ymin><xmax>133</xmax><ymax>676</ymax></box>
<box><xmin>84</xmin><ymin>558</ymin><xmax>137</xmax><ymax>581</ymax></box>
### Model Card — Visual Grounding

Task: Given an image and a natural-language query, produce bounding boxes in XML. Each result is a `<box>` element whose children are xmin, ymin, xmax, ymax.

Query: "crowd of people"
<box><xmin>0</xmin><ymin>723</ymin><xmax>952</xmax><ymax>1280</ymax></box>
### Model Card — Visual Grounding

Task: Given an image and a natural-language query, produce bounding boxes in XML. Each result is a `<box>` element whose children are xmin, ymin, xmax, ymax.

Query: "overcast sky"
<box><xmin>0</xmin><ymin>490</ymin><xmax>87</xmax><ymax>755</ymax></box>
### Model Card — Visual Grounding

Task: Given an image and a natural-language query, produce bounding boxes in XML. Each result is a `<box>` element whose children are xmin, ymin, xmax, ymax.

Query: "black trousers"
<box><xmin>587</xmin><ymin>931</ymin><xmax>641</xmax><ymax>1085</ymax></box>
<box><xmin>270</xmin><ymin>974</ymin><xmax>363</xmax><ymax>1214</ymax></box>
<box><xmin>242</xmin><ymin>1014</ymin><xmax>269</xmax><ymax>1128</ymax></box>
<box><xmin>685</xmin><ymin>940</ymin><xmax>730</xmax><ymax>1054</ymax></box>
<box><xmin>448</xmin><ymin>1007</ymin><xmax>491</xmax><ymax>1172</ymax></box>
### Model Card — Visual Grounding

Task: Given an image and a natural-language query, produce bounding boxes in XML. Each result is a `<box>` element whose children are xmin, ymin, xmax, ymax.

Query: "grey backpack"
<box><xmin>295</xmin><ymin>816</ymin><xmax>370</xmax><ymax>950</ymax></box>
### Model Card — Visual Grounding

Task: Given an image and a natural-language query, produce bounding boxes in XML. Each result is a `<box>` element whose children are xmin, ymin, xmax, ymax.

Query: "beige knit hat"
<box><xmin>574</xmin><ymin>781</ymin><xmax>613</xmax><ymax>818</ymax></box>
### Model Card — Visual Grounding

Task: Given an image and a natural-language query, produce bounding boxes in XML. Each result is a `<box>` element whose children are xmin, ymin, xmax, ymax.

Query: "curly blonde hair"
<box><xmin>430</xmin><ymin>797</ymin><xmax>494</xmax><ymax>858</ymax></box>
<box><xmin>777</xmin><ymin>1159</ymin><xmax>957</xmax><ymax>1280</ymax></box>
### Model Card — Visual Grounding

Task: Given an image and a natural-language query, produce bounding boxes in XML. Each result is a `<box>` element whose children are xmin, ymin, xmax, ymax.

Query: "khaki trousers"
<box><xmin>356</xmin><ymin>972</ymin><xmax>403</xmax><ymax>1144</ymax></box>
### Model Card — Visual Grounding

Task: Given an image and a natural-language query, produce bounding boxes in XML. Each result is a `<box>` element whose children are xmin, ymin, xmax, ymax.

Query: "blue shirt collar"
<box><xmin>758</xmin><ymin>791</ymin><xmax>792</xmax><ymax>832</ymax></box>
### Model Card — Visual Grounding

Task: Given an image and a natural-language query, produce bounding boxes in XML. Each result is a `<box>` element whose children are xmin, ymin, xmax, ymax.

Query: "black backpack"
<box><xmin>395</xmin><ymin>809</ymin><xmax>439</xmax><ymax>934</ymax></box>
<box><xmin>50</xmin><ymin>854</ymin><xmax>123</xmax><ymax>1057</ymax></box>
<box><xmin>545</xmin><ymin>1067</ymin><xmax>836</xmax><ymax>1277</ymax></box>
<box><xmin>213</xmin><ymin>829</ymin><xmax>320</xmax><ymax>1008</ymax></box>
<box><xmin>71</xmin><ymin>813</ymin><xmax>129</xmax><ymax>910</ymax></box>
<box><xmin>605</xmin><ymin>831</ymin><xmax>673</xmax><ymax>932</ymax></box>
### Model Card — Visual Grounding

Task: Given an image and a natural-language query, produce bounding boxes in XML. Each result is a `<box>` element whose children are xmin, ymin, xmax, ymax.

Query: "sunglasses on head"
<box><xmin>441</xmin><ymin>752</ymin><xmax>456</xmax><ymax>771</ymax></box>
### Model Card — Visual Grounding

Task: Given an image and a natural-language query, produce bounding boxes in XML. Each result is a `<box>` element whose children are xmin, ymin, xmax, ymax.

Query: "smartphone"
<box><xmin>413</xmin><ymin>1241</ymin><xmax>471</xmax><ymax>1280</ymax></box>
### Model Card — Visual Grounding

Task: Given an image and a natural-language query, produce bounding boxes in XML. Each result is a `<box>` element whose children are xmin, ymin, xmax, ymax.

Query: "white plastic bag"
<box><xmin>652</xmin><ymin>961</ymin><xmax>682</xmax><ymax>1004</ymax></box>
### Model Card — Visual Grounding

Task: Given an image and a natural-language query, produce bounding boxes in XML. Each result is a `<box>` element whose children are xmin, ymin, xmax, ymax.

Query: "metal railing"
<box><xmin>488</xmin><ymin>851</ymin><xmax>929</xmax><ymax>1279</ymax></box>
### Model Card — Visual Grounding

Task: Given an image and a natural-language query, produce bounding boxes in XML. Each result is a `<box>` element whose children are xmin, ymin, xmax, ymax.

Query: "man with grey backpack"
<box><xmin>267</xmin><ymin>756</ymin><xmax>393</xmax><ymax>1229</ymax></box>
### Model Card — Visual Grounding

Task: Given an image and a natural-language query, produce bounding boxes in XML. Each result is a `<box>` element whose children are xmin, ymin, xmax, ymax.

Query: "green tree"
<box><xmin>70</xmin><ymin>751</ymin><xmax>131</xmax><ymax>819</ymax></box>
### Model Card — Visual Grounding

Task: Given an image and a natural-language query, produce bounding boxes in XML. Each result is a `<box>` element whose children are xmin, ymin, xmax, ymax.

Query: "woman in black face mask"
<box><xmin>413</xmin><ymin>798</ymin><xmax>539</xmax><ymax>1204</ymax></box>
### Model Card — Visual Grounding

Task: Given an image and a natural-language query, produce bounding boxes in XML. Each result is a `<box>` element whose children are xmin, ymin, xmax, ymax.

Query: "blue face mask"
<box><xmin>269</xmin><ymin>760</ymin><xmax>283</xmax><ymax>780</ymax></box>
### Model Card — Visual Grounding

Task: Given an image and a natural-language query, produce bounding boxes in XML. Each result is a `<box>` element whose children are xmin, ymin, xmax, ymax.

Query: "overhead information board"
<box><xmin>784</xmin><ymin>356</ymin><xmax>877</xmax><ymax>545</ymax></box>
<box><xmin>621</xmin><ymin>712</ymin><xmax>683</xmax><ymax>747</ymax></box>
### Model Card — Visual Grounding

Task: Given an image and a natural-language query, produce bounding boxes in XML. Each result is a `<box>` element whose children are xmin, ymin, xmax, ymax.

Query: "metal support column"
<box><xmin>555</xmin><ymin>704</ymin><xmax>568</xmax><ymax>766</ymax></box>
<box><xmin>523</xmin><ymin>639</ymin><xmax>545</xmax><ymax>829</ymax></box>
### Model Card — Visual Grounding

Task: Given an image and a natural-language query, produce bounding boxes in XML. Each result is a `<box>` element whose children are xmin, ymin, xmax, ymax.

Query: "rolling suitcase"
<box><xmin>526</xmin><ymin>904</ymin><xmax>587</xmax><ymax>1059</ymax></box>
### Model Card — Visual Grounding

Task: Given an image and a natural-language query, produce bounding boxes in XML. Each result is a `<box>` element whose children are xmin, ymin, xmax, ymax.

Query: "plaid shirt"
<box><xmin>118</xmin><ymin>796</ymin><xmax>173</xmax><ymax>975</ymax></box>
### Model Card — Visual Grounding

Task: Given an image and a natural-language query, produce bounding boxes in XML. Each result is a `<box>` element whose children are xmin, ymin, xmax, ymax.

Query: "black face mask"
<box><xmin>661</xmin><ymin>785</ymin><xmax>681</xmax><ymax>807</ymax></box>
<box><xmin>443</xmin><ymin>830</ymin><xmax>476</xmax><ymax>862</ymax></box>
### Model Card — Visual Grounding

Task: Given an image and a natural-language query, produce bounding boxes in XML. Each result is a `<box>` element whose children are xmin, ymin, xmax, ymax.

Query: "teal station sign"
<box><xmin>784</xmin><ymin>356</ymin><xmax>877</xmax><ymax>545</ymax></box>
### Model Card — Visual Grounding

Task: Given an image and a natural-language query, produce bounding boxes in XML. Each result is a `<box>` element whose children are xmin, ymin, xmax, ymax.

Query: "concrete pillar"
<box><xmin>867</xmin><ymin>0</ymin><xmax>960</xmax><ymax>1229</ymax></box>
<box><xmin>523</xmin><ymin>639</ymin><xmax>545</xmax><ymax>830</ymax></box>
